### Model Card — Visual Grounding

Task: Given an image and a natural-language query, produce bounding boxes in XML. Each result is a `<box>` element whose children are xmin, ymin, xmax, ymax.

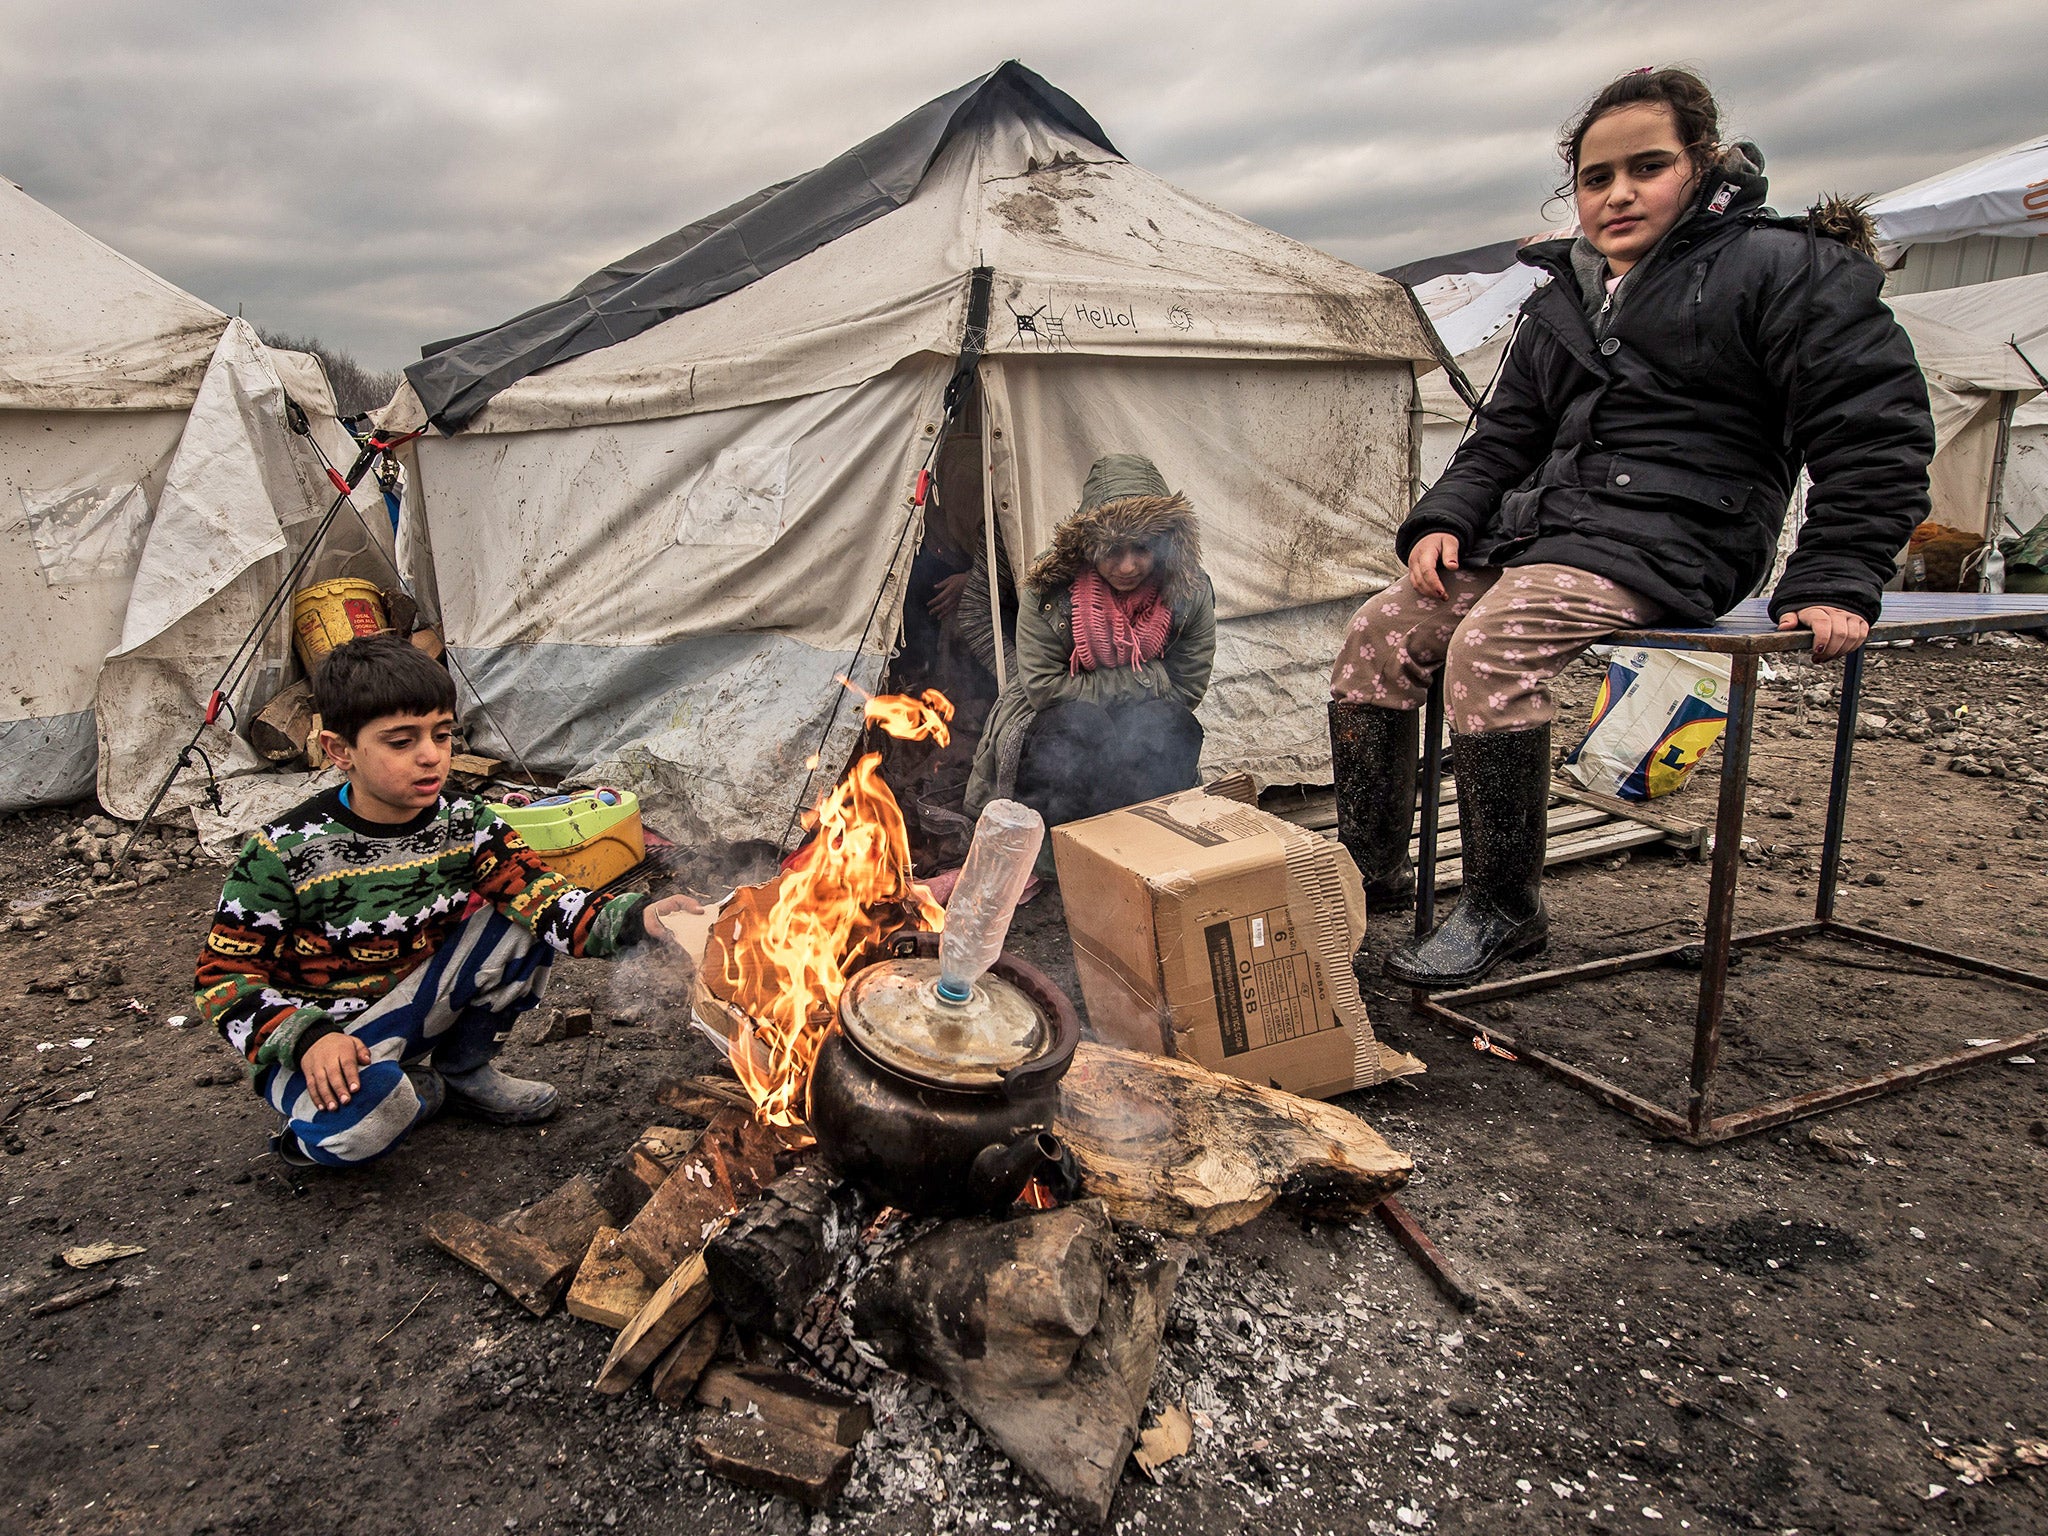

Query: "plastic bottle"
<box><xmin>935</xmin><ymin>799</ymin><xmax>1045</xmax><ymax>1004</ymax></box>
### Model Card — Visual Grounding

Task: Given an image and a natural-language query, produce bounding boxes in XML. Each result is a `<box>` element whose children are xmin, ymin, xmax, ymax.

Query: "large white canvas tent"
<box><xmin>0</xmin><ymin>176</ymin><xmax>386</xmax><ymax>818</ymax></box>
<box><xmin>382</xmin><ymin>63</ymin><xmax>1436</xmax><ymax>846</ymax></box>
<box><xmin>1871</xmin><ymin>133</ymin><xmax>2048</xmax><ymax>296</ymax></box>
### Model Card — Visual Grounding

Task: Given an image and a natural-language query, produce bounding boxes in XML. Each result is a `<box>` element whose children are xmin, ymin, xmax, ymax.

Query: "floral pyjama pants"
<box><xmin>1330</xmin><ymin>563</ymin><xmax>1662</xmax><ymax>735</ymax></box>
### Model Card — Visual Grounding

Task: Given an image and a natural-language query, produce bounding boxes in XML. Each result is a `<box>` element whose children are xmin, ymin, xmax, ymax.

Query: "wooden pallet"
<box><xmin>1263</xmin><ymin>778</ymin><xmax>1705</xmax><ymax>893</ymax></box>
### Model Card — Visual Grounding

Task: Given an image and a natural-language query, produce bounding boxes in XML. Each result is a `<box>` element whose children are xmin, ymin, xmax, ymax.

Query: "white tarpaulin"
<box><xmin>0</xmin><ymin>408</ymin><xmax>187</xmax><ymax>808</ymax></box>
<box><xmin>413</xmin><ymin>358</ymin><xmax>950</xmax><ymax>846</ymax></box>
<box><xmin>96</xmin><ymin>319</ymin><xmax>392</xmax><ymax>820</ymax></box>
<box><xmin>393</xmin><ymin>74</ymin><xmax>1435</xmax><ymax>842</ymax></box>
<box><xmin>1870</xmin><ymin>134</ymin><xmax>2048</xmax><ymax>249</ymax></box>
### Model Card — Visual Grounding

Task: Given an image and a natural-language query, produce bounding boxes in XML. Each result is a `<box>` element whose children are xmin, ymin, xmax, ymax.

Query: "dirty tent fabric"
<box><xmin>382</xmin><ymin>62</ymin><xmax>1436</xmax><ymax>846</ymax></box>
<box><xmin>1886</xmin><ymin>272</ymin><xmax>2048</xmax><ymax>537</ymax></box>
<box><xmin>0</xmin><ymin>177</ymin><xmax>384</xmax><ymax>816</ymax></box>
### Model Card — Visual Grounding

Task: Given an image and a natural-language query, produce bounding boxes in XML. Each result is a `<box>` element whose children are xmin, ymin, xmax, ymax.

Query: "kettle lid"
<box><xmin>839</xmin><ymin>956</ymin><xmax>1048</xmax><ymax>1088</ymax></box>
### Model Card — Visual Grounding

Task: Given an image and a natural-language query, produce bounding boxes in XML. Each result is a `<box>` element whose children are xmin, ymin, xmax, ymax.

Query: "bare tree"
<box><xmin>257</xmin><ymin>330</ymin><xmax>403</xmax><ymax>417</ymax></box>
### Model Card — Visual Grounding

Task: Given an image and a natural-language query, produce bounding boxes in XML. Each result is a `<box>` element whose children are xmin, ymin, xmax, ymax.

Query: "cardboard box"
<box><xmin>1052</xmin><ymin>786</ymin><xmax>1423</xmax><ymax>1100</ymax></box>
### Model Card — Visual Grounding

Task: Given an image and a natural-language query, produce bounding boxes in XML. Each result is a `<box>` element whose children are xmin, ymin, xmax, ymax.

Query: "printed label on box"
<box><xmin>1203</xmin><ymin>908</ymin><xmax>1327</xmax><ymax>1057</ymax></box>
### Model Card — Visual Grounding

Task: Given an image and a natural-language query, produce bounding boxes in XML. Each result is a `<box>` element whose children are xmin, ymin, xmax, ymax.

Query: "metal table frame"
<box><xmin>1409</xmin><ymin>593</ymin><xmax>2048</xmax><ymax>1145</ymax></box>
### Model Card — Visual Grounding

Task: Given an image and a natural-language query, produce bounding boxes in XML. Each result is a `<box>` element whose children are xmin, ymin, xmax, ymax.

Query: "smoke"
<box><xmin>1014</xmin><ymin>696</ymin><xmax>1205</xmax><ymax>828</ymax></box>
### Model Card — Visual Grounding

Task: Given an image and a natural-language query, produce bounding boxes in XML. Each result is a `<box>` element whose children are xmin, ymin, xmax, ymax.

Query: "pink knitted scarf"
<box><xmin>1068</xmin><ymin>568</ymin><xmax>1172</xmax><ymax>675</ymax></box>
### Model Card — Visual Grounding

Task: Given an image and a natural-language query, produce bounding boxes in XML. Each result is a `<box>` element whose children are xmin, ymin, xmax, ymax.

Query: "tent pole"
<box><xmin>981</xmin><ymin>368</ymin><xmax>1006</xmax><ymax>693</ymax></box>
<box><xmin>1985</xmin><ymin>389</ymin><xmax>2018</xmax><ymax>553</ymax></box>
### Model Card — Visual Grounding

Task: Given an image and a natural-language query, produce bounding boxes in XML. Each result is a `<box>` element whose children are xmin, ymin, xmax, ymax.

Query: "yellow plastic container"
<box><xmin>292</xmin><ymin>578</ymin><xmax>388</xmax><ymax>672</ymax></box>
<box><xmin>490</xmin><ymin>791</ymin><xmax>646</xmax><ymax>890</ymax></box>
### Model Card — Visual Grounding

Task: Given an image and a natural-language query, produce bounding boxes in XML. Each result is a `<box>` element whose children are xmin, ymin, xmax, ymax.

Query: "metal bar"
<box><xmin>1416</xmin><ymin>674</ymin><xmax>1446</xmax><ymax>940</ymax></box>
<box><xmin>1373</xmin><ymin>1197</ymin><xmax>1478</xmax><ymax>1313</ymax></box>
<box><xmin>1417</xmin><ymin>998</ymin><xmax>1694</xmax><ymax>1136</ymax></box>
<box><xmin>1700</xmin><ymin>1025</ymin><xmax>2048</xmax><ymax>1143</ymax></box>
<box><xmin>1817</xmin><ymin>920</ymin><xmax>2048</xmax><ymax>991</ymax></box>
<box><xmin>1431</xmin><ymin>923</ymin><xmax>1823</xmax><ymax>1006</ymax></box>
<box><xmin>1814</xmin><ymin>646</ymin><xmax>1864</xmax><ymax>922</ymax></box>
<box><xmin>1685</xmin><ymin>653</ymin><xmax>1760</xmax><ymax>1134</ymax></box>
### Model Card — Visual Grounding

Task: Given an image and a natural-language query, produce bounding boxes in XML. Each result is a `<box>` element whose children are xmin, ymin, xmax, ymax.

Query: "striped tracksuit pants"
<box><xmin>260</xmin><ymin>906</ymin><xmax>554</xmax><ymax>1166</ymax></box>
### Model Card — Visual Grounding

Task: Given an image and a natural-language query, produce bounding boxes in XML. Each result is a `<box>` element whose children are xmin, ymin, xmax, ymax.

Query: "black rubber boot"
<box><xmin>1385</xmin><ymin>724</ymin><xmax>1551</xmax><ymax>989</ymax></box>
<box><xmin>1328</xmin><ymin>701</ymin><xmax>1418</xmax><ymax>911</ymax></box>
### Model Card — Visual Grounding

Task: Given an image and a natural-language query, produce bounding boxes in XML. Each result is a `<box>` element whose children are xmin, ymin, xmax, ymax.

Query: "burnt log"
<box><xmin>848</xmin><ymin>1199</ymin><xmax>1183</xmax><ymax>1527</ymax></box>
<box><xmin>702</xmin><ymin>1163</ymin><xmax>866</xmax><ymax>1337</ymax></box>
<box><xmin>853</xmin><ymin>1203</ymin><xmax>1105</xmax><ymax>1391</ymax></box>
<box><xmin>1054</xmin><ymin>1041</ymin><xmax>1412</xmax><ymax>1236</ymax></box>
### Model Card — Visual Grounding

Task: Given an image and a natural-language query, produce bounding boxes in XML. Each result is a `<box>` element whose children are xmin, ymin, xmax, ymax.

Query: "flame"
<box><xmin>713</xmin><ymin>688</ymin><xmax>952</xmax><ymax>1125</ymax></box>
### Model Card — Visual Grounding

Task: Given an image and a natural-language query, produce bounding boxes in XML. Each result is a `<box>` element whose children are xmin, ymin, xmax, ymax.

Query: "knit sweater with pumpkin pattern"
<box><xmin>195</xmin><ymin>787</ymin><xmax>648</xmax><ymax>1074</ymax></box>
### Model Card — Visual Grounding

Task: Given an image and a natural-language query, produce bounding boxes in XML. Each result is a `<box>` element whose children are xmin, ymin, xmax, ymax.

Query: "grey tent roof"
<box><xmin>406</xmin><ymin>61</ymin><xmax>1115</xmax><ymax>433</ymax></box>
<box><xmin>1380</xmin><ymin>236</ymin><xmax>1528</xmax><ymax>289</ymax></box>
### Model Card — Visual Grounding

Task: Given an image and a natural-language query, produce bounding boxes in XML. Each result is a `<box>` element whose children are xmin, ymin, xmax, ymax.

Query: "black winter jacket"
<box><xmin>1400</xmin><ymin>161</ymin><xmax>1934</xmax><ymax>625</ymax></box>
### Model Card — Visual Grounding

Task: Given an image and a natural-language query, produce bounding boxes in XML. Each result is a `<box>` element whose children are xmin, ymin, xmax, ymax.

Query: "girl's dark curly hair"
<box><xmin>1554</xmin><ymin>66</ymin><xmax>1722</xmax><ymax>200</ymax></box>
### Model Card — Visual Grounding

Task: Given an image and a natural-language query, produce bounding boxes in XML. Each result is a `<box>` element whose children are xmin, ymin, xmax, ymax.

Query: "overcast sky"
<box><xmin>3</xmin><ymin>1</ymin><xmax>2042</xmax><ymax>372</ymax></box>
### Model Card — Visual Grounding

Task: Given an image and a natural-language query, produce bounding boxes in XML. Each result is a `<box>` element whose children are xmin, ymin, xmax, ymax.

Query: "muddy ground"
<box><xmin>2</xmin><ymin>638</ymin><xmax>2044</xmax><ymax>1536</ymax></box>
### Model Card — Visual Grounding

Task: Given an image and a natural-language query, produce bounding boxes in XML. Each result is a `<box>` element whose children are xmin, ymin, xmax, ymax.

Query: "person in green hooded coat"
<box><xmin>964</xmin><ymin>454</ymin><xmax>1215</xmax><ymax>834</ymax></box>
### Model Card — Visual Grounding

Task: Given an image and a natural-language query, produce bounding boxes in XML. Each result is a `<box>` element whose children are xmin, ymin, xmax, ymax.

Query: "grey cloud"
<box><xmin>2</xmin><ymin>0</ymin><xmax>2040</xmax><ymax>370</ymax></box>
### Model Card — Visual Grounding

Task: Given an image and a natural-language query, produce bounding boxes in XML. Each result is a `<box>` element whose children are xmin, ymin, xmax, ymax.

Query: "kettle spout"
<box><xmin>969</xmin><ymin>1130</ymin><xmax>1074</xmax><ymax>1208</ymax></box>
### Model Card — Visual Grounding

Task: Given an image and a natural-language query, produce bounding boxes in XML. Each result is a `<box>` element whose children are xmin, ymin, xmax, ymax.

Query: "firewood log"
<box><xmin>702</xmin><ymin>1163</ymin><xmax>865</xmax><ymax>1338</ymax></box>
<box><xmin>851</xmin><ymin>1202</ymin><xmax>1107</xmax><ymax>1394</ymax></box>
<box><xmin>1053</xmin><ymin>1041</ymin><xmax>1411</xmax><ymax>1236</ymax></box>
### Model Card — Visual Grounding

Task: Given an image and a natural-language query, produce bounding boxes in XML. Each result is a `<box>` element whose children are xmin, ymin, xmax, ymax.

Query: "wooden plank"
<box><xmin>1404</xmin><ymin>804</ymin><xmax>1606</xmax><ymax>863</ymax></box>
<box><xmin>617</xmin><ymin>1110</ymin><xmax>758</xmax><ymax>1281</ymax></box>
<box><xmin>656</xmin><ymin>1074</ymin><xmax>756</xmax><ymax>1116</ymax></box>
<box><xmin>496</xmin><ymin>1172</ymin><xmax>615</xmax><ymax>1258</ymax></box>
<box><xmin>1549</xmin><ymin>781</ymin><xmax>1707</xmax><ymax>849</ymax></box>
<box><xmin>447</xmin><ymin>753</ymin><xmax>504</xmax><ymax>787</ymax></box>
<box><xmin>566</xmin><ymin>1227</ymin><xmax>655</xmax><ymax>1330</ymax></box>
<box><xmin>694</xmin><ymin>1363</ymin><xmax>872</xmax><ymax>1447</ymax></box>
<box><xmin>423</xmin><ymin>1211</ymin><xmax>574</xmax><ymax>1317</ymax></box>
<box><xmin>594</xmin><ymin>1254</ymin><xmax>713</xmax><ymax>1394</ymax></box>
<box><xmin>692</xmin><ymin>1419</ymin><xmax>855</xmax><ymax>1510</ymax></box>
<box><xmin>650</xmin><ymin>1310</ymin><xmax>726</xmax><ymax>1406</ymax></box>
<box><xmin>1432</xmin><ymin>819</ymin><xmax>1667</xmax><ymax>891</ymax></box>
<box><xmin>597</xmin><ymin>1125</ymin><xmax>702</xmax><ymax>1223</ymax></box>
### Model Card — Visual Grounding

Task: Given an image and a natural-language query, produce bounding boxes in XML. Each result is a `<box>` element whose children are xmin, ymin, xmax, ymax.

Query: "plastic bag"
<box><xmin>1561</xmin><ymin>647</ymin><xmax>1732</xmax><ymax>801</ymax></box>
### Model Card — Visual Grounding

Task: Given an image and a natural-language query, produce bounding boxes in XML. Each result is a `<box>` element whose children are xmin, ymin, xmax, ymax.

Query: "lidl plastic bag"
<box><xmin>1560</xmin><ymin>647</ymin><xmax>1732</xmax><ymax>801</ymax></box>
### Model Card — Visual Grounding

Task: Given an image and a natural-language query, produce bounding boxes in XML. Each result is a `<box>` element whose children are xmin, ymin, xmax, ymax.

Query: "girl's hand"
<box><xmin>1777</xmin><ymin>605</ymin><xmax>1870</xmax><ymax>663</ymax></box>
<box><xmin>1407</xmin><ymin>533</ymin><xmax>1461</xmax><ymax>601</ymax></box>
<box><xmin>643</xmin><ymin>893</ymin><xmax>705</xmax><ymax>944</ymax></box>
<box><xmin>301</xmin><ymin>1032</ymin><xmax>371</xmax><ymax>1113</ymax></box>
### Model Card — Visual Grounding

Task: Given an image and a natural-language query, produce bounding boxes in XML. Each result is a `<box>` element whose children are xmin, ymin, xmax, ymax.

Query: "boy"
<box><xmin>195</xmin><ymin>633</ymin><xmax>695</xmax><ymax>1167</ymax></box>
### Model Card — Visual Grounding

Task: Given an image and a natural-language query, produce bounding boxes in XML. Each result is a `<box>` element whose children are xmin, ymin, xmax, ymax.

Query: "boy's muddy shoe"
<box><xmin>442</xmin><ymin>1063</ymin><xmax>558</xmax><ymax>1124</ymax></box>
<box><xmin>406</xmin><ymin>1067</ymin><xmax>446</xmax><ymax>1123</ymax></box>
<box><xmin>269</xmin><ymin>1130</ymin><xmax>318</xmax><ymax>1168</ymax></box>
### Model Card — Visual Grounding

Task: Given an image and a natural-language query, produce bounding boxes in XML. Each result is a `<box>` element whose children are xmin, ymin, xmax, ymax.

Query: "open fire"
<box><xmin>713</xmin><ymin>686</ymin><xmax>954</xmax><ymax>1125</ymax></box>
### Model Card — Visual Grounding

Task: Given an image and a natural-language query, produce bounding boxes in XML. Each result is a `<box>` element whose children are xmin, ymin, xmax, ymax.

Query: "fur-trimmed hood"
<box><xmin>1024</xmin><ymin>455</ymin><xmax>1204</xmax><ymax>609</ymax></box>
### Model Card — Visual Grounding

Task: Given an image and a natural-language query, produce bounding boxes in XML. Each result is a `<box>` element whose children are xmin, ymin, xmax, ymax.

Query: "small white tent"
<box><xmin>382</xmin><ymin>63</ymin><xmax>1436</xmax><ymax>846</ymax></box>
<box><xmin>1887</xmin><ymin>271</ymin><xmax>2048</xmax><ymax>537</ymax></box>
<box><xmin>1871</xmin><ymin>133</ymin><xmax>2048</xmax><ymax>296</ymax></box>
<box><xmin>0</xmin><ymin>174</ymin><xmax>389</xmax><ymax>819</ymax></box>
